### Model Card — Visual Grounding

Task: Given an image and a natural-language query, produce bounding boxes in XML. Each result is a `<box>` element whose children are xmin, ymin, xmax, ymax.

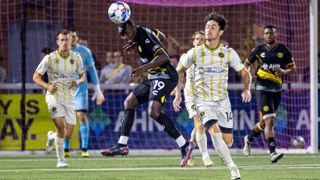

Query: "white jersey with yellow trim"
<box><xmin>181</xmin><ymin>43</ymin><xmax>244</xmax><ymax>102</ymax></box>
<box><xmin>35</xmin><ymin>50</ymin><xmax>84</xmax><ymax>105</ymax></box>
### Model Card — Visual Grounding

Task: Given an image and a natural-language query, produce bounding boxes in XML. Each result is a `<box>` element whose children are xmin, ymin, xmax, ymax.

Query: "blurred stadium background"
<box><xmin>0</xmin><ymin>0</ymin><xmax>318</xmax><ymax>155</ymax></box>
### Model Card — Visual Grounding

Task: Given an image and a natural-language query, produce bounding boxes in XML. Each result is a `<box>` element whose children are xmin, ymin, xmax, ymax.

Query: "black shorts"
<box><xmin>133</xmin><ymin>78</ymin><xmax>177</xmax><ymax>104</ymax></box>
<box><xmin>256</xmin><ymin>90</ymin><xmax>281</xmax><ymax>118</ymax></box>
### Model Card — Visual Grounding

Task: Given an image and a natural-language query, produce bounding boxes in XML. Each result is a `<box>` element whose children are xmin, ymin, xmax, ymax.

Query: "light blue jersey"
<box><xmin>73</xmin><ymin>44</ymin><xmax>100</xmax><ymax>111</ymax></box>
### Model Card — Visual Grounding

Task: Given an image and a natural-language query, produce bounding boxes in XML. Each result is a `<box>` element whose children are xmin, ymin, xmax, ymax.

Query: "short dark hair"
<box><xmin>41</xmin><ymin>47</ymin><xmax>52</xmax><ymax>54</ymax></box>
<box><xmin>67</xmin><ymin>26</ymin><xmax>77</xmax><ymax>33</ymax></box>
<box><xmin>264</xmin><ymin>25</ymin><xmax>276</xmax><ymax>30</ymax></box>
<box><xmin>118</xmin><ymin>19</ymin><xmax>134</xmax><ymax>36</ymax></box>
<box><xmin>192</xmin><ymin>31</ymin><xmax>205</xmax><ymax>41</ymax></box>
<box><xmin>56</xmin><ymin>29</ymin><xmax>69</xmax><ymax>40</ymax></box>
<box><xmin>204</xmin><ymin>12</ymin><xmax>227</xmax><ymax>30</ymax></box>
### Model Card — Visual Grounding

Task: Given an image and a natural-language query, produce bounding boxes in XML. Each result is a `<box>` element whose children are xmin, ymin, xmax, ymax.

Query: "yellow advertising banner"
<box><xmin>0</xmin><ymin>94</ymin><xmax>80</xmax><ymax>150</ymax></box>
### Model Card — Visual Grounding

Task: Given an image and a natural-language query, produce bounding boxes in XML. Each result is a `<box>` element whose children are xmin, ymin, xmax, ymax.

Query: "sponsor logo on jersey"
<box><xmin>277</xmin><ymin>52</ymin><xmax>283</xmax><ymax>58</ymax></box>
<box><xmin>145</xmin><ymin>39</ymin><xmax>150</xmax><ymax>43</ymax></box>
<box><xmin>51</xmin><ymin>107</ymin><xmax>57</xmax><ymax>113</ymax></box>
<box><xmin>199</xmin><ymin>111</ymin><xmax>205</xmax><ymax>118</ymax></box>
<box><xmin>140</xmin><ymin>58</ymin><xmax>148</xmax><ymax>63</ymax></box>
<box><xmin>198</xmin><ymin>67</ymin><xmax>226</xmax><ymax>74</ymax></box>
<box><xmin>152</xmin><ymin>45</ymin><xmax>160</xmax><ymax>52</ymax></box>
<box><xmin>260</xmin><ymin>52</ymin><xmax>266</xmax><ymax>58</ymax></box>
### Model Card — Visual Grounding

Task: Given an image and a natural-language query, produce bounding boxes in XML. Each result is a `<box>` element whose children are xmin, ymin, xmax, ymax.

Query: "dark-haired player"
<box><xmin>174</xmin><ymin>12</ymin><xmax>252</xmax><ymax>179</ymax></box>
<box><xmin>100</xmin><ymin>19</ymin><xmax>193</xmax><ymax>167</ymax></box>
<box><xmin>243</xmin><ymin>25</ymin><xmax>296</xmax><ymax>163</ymax></box>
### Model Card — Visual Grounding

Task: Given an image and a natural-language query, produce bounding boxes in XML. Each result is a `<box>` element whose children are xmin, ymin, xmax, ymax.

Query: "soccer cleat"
<box><xmin>187</xmin><ymin>155</ymin><xmax>195</xmax><ymax>167</ymax></box>
<box><xmin>56</xmin><ymin>160</ymin><xmax>69</xmax><ymax>168</ymax></box>
<box><xmin>202</xmin><ymin>156</ymin><xmax>213</xmax><ymax>167</ymax></box>
<box><xmin>81</xmin><ymin>150</ymin><xmax>90</xmax><ymax>158</ymax></box>
<box><xmin>64</xmin><ymin>151</ymin><xmax>70</xmax><ymax>158</ymax></box>
<box><xmin>180</xmin><ymin>141</ymin><xmax>194</xmax><ymax>167</ymax></box>
<box><xmin>101</xmin><ymin>144</ymin><xmax>129</xmax><ymax>157</ymax></box>
<box><xmin>64</xmin><ymin>149</ymin><xmax>70</xmax><ymax>158</ymax></box>
<box><xmin>229</xmin><ymin>164</ymin><xmax>241</xmax><ymax>180</ymax></box>
<box><xmin>270</xmin><ymin>152</ymin><xmax>283</xmax><ymax>163</ymax></box>
<box><xmin>243</xmin><ymin>135</ymin><xmax>251</xmax><ymax>156</ymax></box>
<box><xmin>46</xmin><ymin>131</ymin><xmax>55</xmax><ymax>153</ymax></box>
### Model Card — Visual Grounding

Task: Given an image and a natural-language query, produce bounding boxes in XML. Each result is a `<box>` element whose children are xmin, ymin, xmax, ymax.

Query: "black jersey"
<box><xmin>248</xmin><ymin>43</ymin><xmax>294</xmax><ymax>91</ymax></box>
<box><xmin>134</xmin><ymin>26</ymin><xmax>177</xmax><ymax>80</ymax></box>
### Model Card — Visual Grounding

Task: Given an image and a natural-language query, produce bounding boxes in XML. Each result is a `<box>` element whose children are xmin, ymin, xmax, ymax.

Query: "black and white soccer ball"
<box><xmin>108</xmin><ymin>1</ymin><xmax>131</xmax><ymax>25</ymax></box>
<box><xmin>290</xmin><ymin>136</ymin><xmax>305</xmax><ymax>148</ymax></box>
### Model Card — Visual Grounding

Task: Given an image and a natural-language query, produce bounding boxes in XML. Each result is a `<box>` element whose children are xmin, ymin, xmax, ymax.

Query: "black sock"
<box><xmin>267</xmin><ymin>137</ymin><xmax>276</xmax><ymax>154</ymax></box>
<box><xmin>120</xmin><ymin>109</ymin><xmax>135</xmax><ymax>136</ymax></box>
<box><xmin>155</xmin><ymin>113</ymin><xmax>180</xmax><ymax>139</ymax></box>
<box><xmin>248</xmin><ymin>130</ymin><xmax>261</xmax><ymax>142</ymax></box>
<box><xmin>180</xmin><ymin>141</ymin><xmax>189</xmax><ymax>149</ymax></box>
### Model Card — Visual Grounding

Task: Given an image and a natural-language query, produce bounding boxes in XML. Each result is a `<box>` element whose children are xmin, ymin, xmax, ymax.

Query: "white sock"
<box><xmin>176</xmin><ymin>135</ymin><xmax>187</xmax><ymax>147</ymax></box>
<box><xmin>196</xmin><ymin>132</ymin><xmax>209</xmax><ymax>158</ymax></box>
<box><xmin>49</xmin><ymin>132</ymin><xmax>57</xmax><ymax>140</ymax></box>
<box><xmin>210</xmin><ymin>132</ymin><xmax>234</xmax><ymax>168</ymax></box>
<box><xmin>55</xmin><ymin>137</ymin><xmax>65</xmax><ymax>162</ymax></box>
<box><xmin>190</xmin><ymin>129</ymin><xmax>196</xmax><ymax>142</ymax></box>
<box><xmin>118</xmin><ymin>136</ymin><xmax>129</xmax><ymax>145</ymax></box>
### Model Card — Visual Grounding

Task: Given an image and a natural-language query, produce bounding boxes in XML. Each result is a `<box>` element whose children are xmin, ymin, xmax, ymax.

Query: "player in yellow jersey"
<box><xmin>33</xmin><ymin>29</ymin><xmax>85</xmax><ymax>168</ymax></box>
<box><xmin>173</xmin><ymin>12</ymin><xmax>252</xmax><ymax>180</ymax></box>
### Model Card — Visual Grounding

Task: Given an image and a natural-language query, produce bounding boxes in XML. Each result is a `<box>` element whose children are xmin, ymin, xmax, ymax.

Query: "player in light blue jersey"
<box><xmin>65</xmin><ymin>27</ymin><xmax>105</xmax><ymax>157</ymax></box>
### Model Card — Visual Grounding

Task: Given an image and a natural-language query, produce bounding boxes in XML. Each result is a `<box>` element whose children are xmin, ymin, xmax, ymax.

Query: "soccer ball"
<box><xmin>108</xmin><ymin>1</ymin><xmax>131</xmax><ymax>25</ymax></box>
<box><xmin>290</xmin><ymin>136</ymin><xmax>305</xmax><ymax>148</ymax></box>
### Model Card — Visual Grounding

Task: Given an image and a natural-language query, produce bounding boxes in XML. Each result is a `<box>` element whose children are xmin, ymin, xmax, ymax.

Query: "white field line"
<box><xmin>0</xmin><ymin>155</ymin><xmax>319</xmax><ymax>162</ymax></box>
<box><xmin>0</xmin><ymin>164</ymin><xmax>320</xmax><ymax>173</ymax></box>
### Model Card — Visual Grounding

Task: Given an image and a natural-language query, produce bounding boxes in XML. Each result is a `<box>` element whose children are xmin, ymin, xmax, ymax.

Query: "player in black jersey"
<box><xmin>101</xmin><ymin>19</ymin><xmax>193</xmax><ymax>167</ymax></box>
<box><xmin>243</xmin><ymin>25</ymin><xmax>296</xmax><ymax>163</ymax></box>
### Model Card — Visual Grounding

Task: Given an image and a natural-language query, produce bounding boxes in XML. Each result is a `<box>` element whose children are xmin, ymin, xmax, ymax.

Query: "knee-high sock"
<box><xmin>196</xmin><ymin>132</ymin><xmax>209</xmax><ymax>158</ymax></box>
<box><xmin>55</xmin><ymin>137</ymin><xmax>65</xmax><ymax>162</ymax></box>
<box><xmin>118</xmin><ymin>110</ymin><xmax>135</xmax><ymax>145</ymax></box>
<box><xmin>64</xmin><ymin>139</ymin><xmax>70</xmax><ymax>151</ymax></box>
<box><xmin>155</xmin><ymin>113</ymin><xmax>181</xmax><ymax>139</ymax></box>
<box><xmin>210</xmin><ymin>132</ymin><xmax>234</xmax><ymax>168</ymax></box>
<box><xmin>190</xmin><ymin>129</ymin><xmax>196</xmax><ymax>142</ymax></box>
<box><xmin>80</xmin><ymin>123</ymin><xmax>89</xmax><ymax>150</ymax></box>
<box><xmin>120</xmin><ymin>109</ymin><xmax>135</xmax><ymax>136</ymax></box>
<box><xmin>49</xmin><ymin>132</ymin><xmax>57</xmax><ymax>140</ymax></box>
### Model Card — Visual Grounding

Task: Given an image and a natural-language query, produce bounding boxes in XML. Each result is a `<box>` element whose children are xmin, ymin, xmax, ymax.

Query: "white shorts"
<box><xmin>193</xmin><ymin>97</ymin><xmax>233</xmax><ymax>129</ymax></box>
<box><xmin>185</xmin><ymin>101</ymin><xmax>197</xmax><ymax>119</ymax></box>
<box><xmin>46</xmin><ymin>96</ymin><xmax>76</xmax><ymax>125</ymax></box>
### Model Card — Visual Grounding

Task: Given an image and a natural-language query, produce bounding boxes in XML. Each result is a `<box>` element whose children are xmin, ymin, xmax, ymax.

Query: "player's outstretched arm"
<box><xmin>131</xmin><ymin>48</ymin><xmax>169</xmax><ymax>77</ymax></box>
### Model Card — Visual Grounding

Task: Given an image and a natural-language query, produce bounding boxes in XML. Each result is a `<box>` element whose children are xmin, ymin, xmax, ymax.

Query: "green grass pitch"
<box><xmin>0</xmin><ymin>153</ymin><xmax>319</xmax><ymax>179</ymax></box>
